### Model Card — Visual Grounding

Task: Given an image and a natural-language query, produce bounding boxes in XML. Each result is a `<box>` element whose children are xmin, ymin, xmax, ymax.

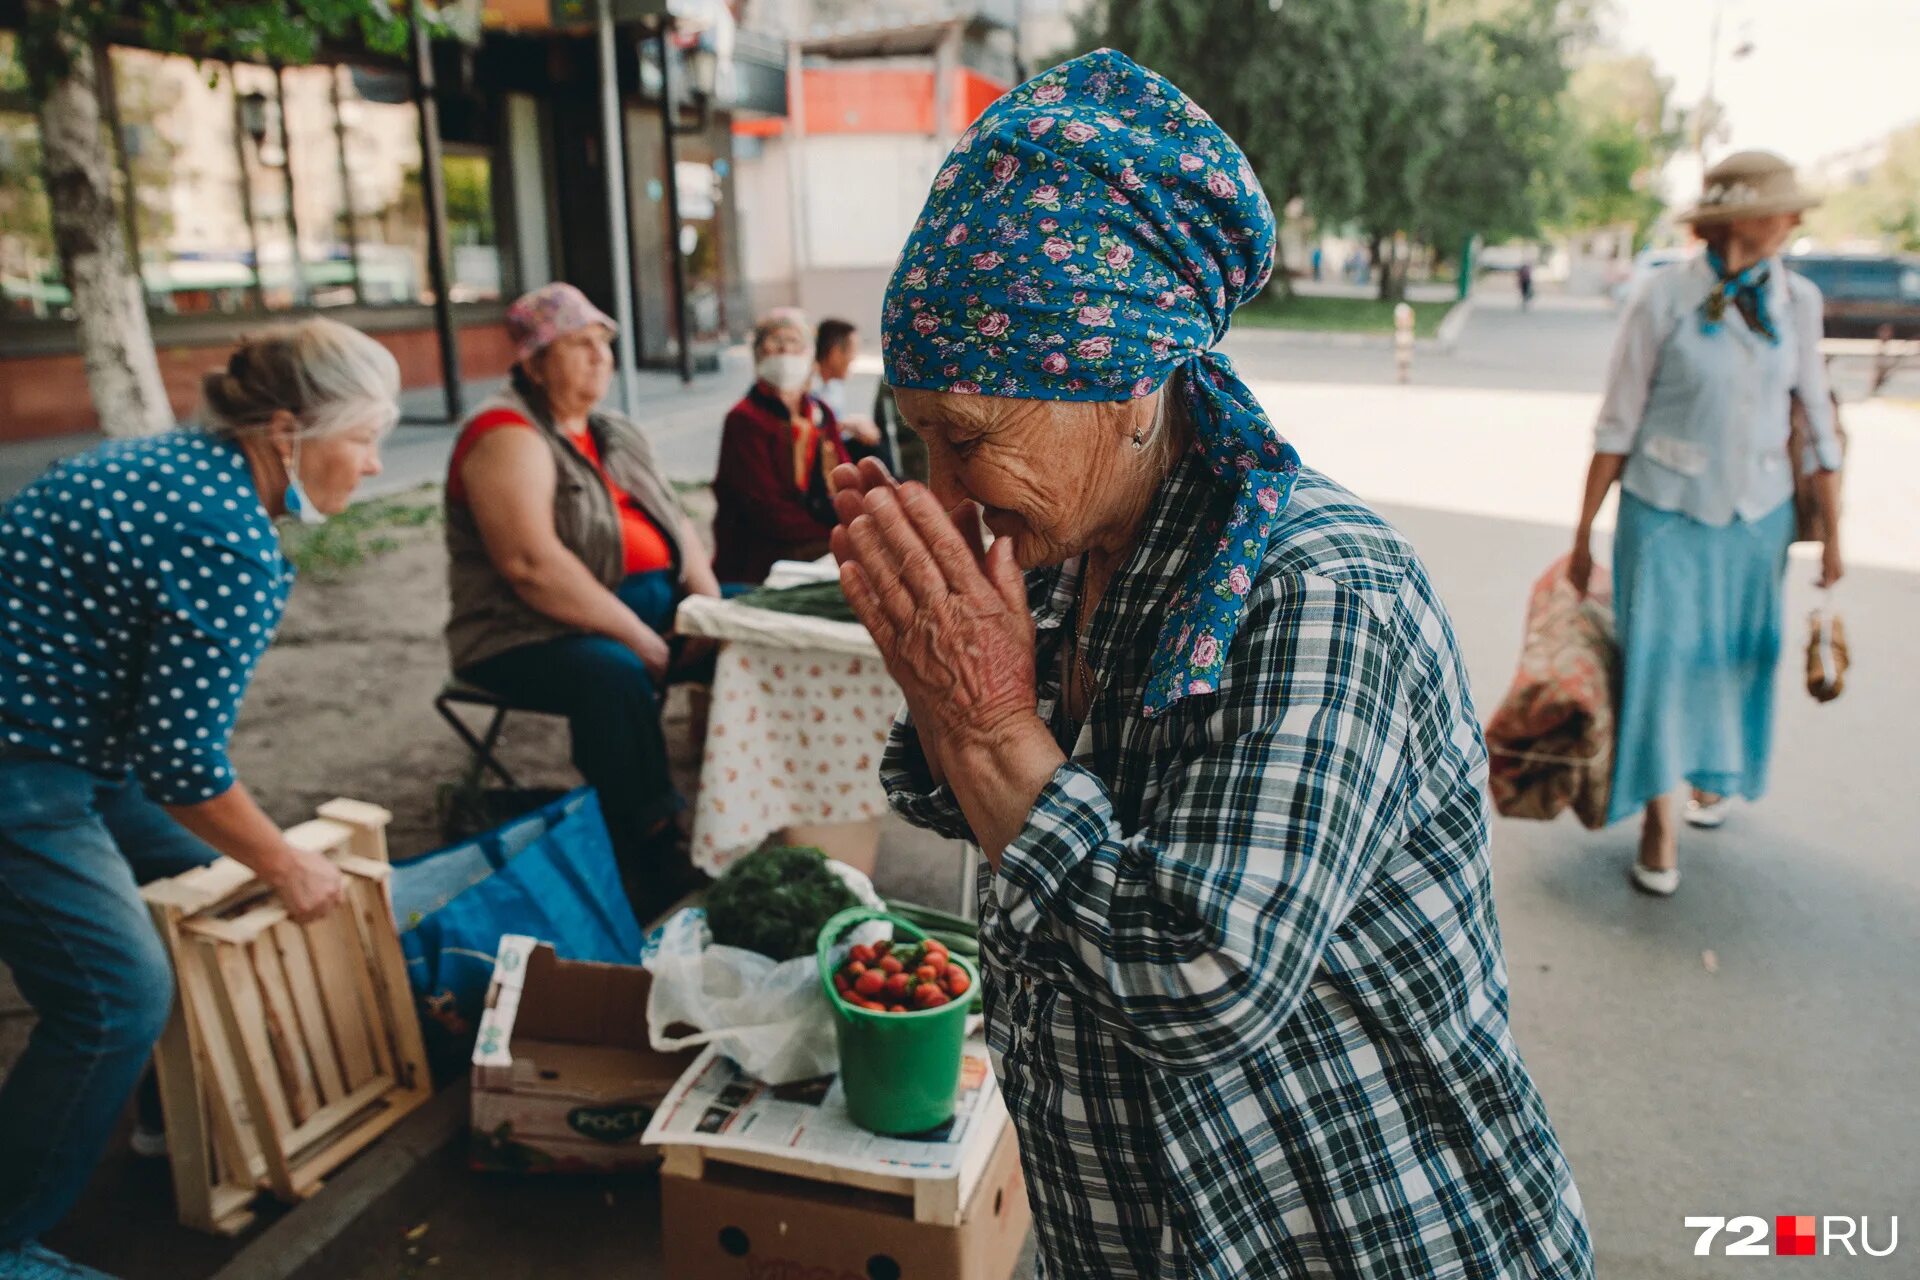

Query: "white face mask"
<box><xmin>757</xmin><ymin>352</ymin><xmax>813</xmax><ymax>392</ymax></box>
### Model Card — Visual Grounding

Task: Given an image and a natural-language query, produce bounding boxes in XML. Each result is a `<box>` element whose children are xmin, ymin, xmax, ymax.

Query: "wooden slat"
<box><xmin>283</xmin><ymin>817</ymin><xmax>355</xmax><ymax>859</ymax></box>
<box><xmin>185</xmin><ymin>902</ymin><xmax>287</xmax><ymax>947</ymax></box>
<box><xmin>285</xmin><ymin>1096</ymin><xmax>419</xmax><ymax>1197</ymax></box>
<box><xmin>143</xmin><ymin>897</ymin><xmax>224</xmax><ymax>1233</ymax></box>
<box><xmin>249</xmin><ymin>938</ymin><xmax>321</xmax><ymax>1124</ymax></box>
<box><xmin>174</xmin><ymin>916</ymin><xmax>267</xmax><ymax>1189</ymax></box>
<box><xmin>303</xmin><ymin>912</ymin><xmax>379</xmax><ymax>1087</ymax></box>
<box><xmin>279</xmin><ymin>1075</ymin><xmax>395</xmax><ymax>1159</ymax></box>
<box><xmin>271</xmin><ymin>923</ymin><xmax>347</xmax><ymax>1103</ymax></box>
<box><xmin>331</xmin><ymin>897</ymin><xmax>395</xmax><ymax>1081</ymax></box>
<box><xmin>344</xmin><ymin>872</ymin><xmax>429</xmax><ymax>1096</ymax></box>
<box><xmin>142</xmin><ymin>858</ymin><xmax>258</xmax><ymax>918</ymax></box>
<box><xmin>202</xmin><ymin>1185</ymin><xmax>258</xmax><ymax>1237</ymax></box>
<box><xmin>201</xmin><ymin>940</ymin><xmax>298</xmax><ymax>1200</ymax></box>
<box><xmin>317</xmin><ymin>798</ymin><xmax>392</xmax><ymax>863</ymax></box>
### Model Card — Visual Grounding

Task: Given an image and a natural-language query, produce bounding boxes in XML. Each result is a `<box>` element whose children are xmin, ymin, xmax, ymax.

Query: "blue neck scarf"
<box><xmin>1701</xmin><ymin>247</ymin><xmax>1778</xmax><ymax>344</ymax></box>
<box><xmin>880</xmin><ymin>49</ymin><xmax>1301</xmax><ymax>717</ymax></box>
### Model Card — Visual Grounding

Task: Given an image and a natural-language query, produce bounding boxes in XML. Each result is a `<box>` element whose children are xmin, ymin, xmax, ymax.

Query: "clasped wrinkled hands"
<box><xmin>828</xmin><ymin>459</ymin><xmax>1037</xmax><ymax>778</ymax></box>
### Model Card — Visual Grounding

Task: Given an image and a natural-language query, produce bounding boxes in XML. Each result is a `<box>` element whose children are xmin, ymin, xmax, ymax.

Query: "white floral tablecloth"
<box><xmin>676</xmin><ymin>591</ymin><xmax>902</xmax><ymax>875</ymax></box>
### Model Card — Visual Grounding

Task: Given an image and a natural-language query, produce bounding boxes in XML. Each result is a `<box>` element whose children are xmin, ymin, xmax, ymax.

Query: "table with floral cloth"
<box><xmin>674</xmin><ymin>588</ymin><xmax>902</xmax><ymax>876</ymax></box>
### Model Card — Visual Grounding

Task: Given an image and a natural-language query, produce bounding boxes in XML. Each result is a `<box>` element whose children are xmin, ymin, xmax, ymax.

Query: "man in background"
<box><xmin>814</xmin><ymin>318</ymin><xmax>891</xmax><ymax>470</ymax></box>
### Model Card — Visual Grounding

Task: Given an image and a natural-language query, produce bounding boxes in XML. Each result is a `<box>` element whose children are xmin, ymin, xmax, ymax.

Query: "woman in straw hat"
<box><xmin>1569</xmin><ymin>150</ymin><xmax>1844</xmax><ymax>895</ymax></box>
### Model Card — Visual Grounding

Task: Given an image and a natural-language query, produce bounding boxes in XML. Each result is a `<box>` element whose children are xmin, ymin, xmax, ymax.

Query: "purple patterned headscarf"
<box><xmin>881</xmin><ymin>48</ymin><xmax>1302</xmax><ymax>717</ymax></box>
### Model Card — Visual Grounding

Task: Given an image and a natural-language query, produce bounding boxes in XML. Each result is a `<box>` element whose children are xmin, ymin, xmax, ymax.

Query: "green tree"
<box><xmin>1805</xmin><ymin>122</ymin><xmax>1920</xmax><ymax>253</ymax></box>
<box><xmin>1410</xmin><ymin>1</ymin><xmax>1580</xmax><ymax>259</ymax></box>
<box><xmin>1555</xmin><ymin>53</ymin><xmax>1680</xmax><ymax>248</ymax></box>
<box><xmin>1078</xmin><ymin>0</ymin><xmax>1388</xmax><ymax>291</ymax></box>
<box><xmin>1341</xmin><ymin>0</ymin><xmax>1582</xmax><ymax>299</ymax></box>
<box><xmin>18</xmin><ymin>0</ymin><xmax>405</xmax><ymax>434</ymax></box>
<box><xmin>1349</xmin><ymin>0</ymin><xmax>1453</xmax><ymax>300</ymax></box>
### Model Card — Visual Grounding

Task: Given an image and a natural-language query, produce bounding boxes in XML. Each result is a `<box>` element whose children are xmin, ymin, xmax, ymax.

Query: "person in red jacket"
<box><xmin>711</xmin><ymin>312</ymin><xmax>858</xmax><ymax>584</ymax></box>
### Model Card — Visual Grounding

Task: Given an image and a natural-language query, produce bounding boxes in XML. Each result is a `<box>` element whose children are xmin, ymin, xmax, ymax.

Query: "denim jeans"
<box><xmin>459</xmin><ymin>571</ymin><xmax>697</xmax><ymax>920</ymax></box>
<box><xmin>0</xmin><ymin>758</ymin><xmax>216</xmax><ymax>1248</ymax></box>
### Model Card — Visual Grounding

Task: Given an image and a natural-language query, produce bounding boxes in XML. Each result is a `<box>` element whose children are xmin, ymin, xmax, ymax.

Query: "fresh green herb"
<box><xmin>704</xmin><ymin>845</ymin><xmax>861</xmax><ymax>961</ymax></box>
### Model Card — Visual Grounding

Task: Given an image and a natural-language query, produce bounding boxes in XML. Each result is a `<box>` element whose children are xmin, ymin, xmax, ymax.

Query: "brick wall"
<box><xmin>0</xmin><ymin>321</ymin><xmax>513</xmax><ymax>440</ymax></box>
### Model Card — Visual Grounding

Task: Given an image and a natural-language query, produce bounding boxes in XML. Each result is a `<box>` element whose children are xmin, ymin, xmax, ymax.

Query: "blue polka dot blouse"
<box><xmin>0</xmin><ymin>431</ymin><xmax>294</xmax><ymax>805</ymax></box>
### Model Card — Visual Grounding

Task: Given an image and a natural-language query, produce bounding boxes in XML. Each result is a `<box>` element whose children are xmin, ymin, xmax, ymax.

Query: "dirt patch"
<box><xmin>235</xmin><ymin>489</ymin><xmax>573</xmax><ymax>856</ymax></box>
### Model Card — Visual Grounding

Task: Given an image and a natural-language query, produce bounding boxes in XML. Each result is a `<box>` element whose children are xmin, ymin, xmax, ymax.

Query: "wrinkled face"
<box><xmin>1729</xmin><ymin>211</ymin><xmax>1802</xmax><ymax>261</ymax></box>
<box><xmin>280</xmin><ymin>415</ymin><xmax>387</xmax><ymax>514</ymax></box>
<box><xmin>892</xmin><ymin>386</ymin><xmax>1161</xmax><ymax>569</ymax></box>
<box><xmin>528</xmin><ymin>327</ymin><xmax>615</xmax><ymax>414</ymax></box>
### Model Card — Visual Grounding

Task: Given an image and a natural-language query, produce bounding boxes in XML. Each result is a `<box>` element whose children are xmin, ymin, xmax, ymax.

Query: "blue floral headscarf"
<box><xmin>881</xmin><ymin>48</ymin><xmax>1302</xmax><ymax>717</ymax></box>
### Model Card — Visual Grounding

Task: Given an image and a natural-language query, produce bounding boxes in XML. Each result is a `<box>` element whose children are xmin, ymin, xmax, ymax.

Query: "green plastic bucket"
<box><xmin>816</xmin><ymin>906</ymin><xmax>979</xmax><ymax>1136</ymax></box>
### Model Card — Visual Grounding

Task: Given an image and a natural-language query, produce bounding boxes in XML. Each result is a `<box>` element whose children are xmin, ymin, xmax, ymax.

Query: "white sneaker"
<box><xmin>1631</xmin><ymin>862</ymin><xmax>1680</xmax><ymax>896</ymax></box>
<box><xmin>129</xmin><ymin>1124</ymin><xmax>168</xmax><ymax>1159</ymax></box>
<box><xmin>1685</xmin><ymin>796</ymin><xmax>1731</xmax><ymax>829</ymax></box>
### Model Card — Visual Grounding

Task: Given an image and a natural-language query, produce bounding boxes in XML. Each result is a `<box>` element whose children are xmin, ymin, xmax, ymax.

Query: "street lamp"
<box><xmin>1698</xmin><ymin>0</ymin><xmax>1754</xmax><ymax>164</ymax></box>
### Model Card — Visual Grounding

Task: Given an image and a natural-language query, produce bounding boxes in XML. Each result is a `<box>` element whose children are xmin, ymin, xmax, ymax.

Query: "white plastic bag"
<box><xmin>643</xmin><ymin>862</ymin><xmax>886</xmax><ymax>1084</ymax></box>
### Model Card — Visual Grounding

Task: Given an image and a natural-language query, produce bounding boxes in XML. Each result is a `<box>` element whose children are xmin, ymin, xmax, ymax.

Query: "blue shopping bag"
<box><xmin>393</xmin><ymin>787</ymin><xmax>643</xmax><ymax>1080</ymax></box>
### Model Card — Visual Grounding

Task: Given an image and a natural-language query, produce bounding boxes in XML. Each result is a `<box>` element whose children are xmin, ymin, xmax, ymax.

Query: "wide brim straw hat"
<box><xmin>1678</xmin><ymin>149</ymin><xmax>1823</xmax><ymax>225</ymax></box>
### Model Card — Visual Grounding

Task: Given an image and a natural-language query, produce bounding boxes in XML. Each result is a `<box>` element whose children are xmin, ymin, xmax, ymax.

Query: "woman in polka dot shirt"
<box><xmin>0</xmin><ymin>318</ymin><xmax>398</xmax><ymax>1277</ymax></box>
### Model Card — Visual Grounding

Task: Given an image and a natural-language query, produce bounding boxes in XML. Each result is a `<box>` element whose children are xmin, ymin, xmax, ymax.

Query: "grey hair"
<box><xmin>199</xmin><ymin>318</ymin><xmax>402</xmax><ymax>443</ymax></box>
<box><xmin>751</xmin><ymin>308</ymin><xmax>812</xmax><ymax>357</ymax></box>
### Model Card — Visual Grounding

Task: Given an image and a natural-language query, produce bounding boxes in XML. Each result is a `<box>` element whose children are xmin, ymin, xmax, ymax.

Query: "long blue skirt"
<box><xmin>1607</xmin><ymin>492</ymin><xmax>1794</xmax><ymax>824</ymax></box>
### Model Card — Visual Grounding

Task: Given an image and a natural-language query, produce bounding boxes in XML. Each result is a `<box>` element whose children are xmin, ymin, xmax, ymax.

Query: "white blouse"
<box><xmin>1593</xmin><ymin>254</ymin><xmax>1842</xmax><ymax>527</ymax></box>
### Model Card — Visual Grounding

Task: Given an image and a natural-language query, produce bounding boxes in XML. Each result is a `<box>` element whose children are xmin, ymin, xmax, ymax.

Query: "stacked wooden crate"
<box><xmin>141</xmin><ymin>799</ymin><xmax>432</xmax><ymax>1234</ymax></box>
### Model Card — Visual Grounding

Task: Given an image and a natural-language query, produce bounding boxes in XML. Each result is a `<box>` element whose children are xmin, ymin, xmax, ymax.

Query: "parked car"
<box><xmin>1784</xmin><ymin>252</ymin><xmax>1920</xmax><ymax>340</ymax></box>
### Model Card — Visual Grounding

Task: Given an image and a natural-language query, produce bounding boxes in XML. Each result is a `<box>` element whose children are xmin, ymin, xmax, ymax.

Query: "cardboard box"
<box><xmin>469</xmin><ymin>935</ymin><xmax>695</xmax><ymax>1173</ymax></box>
<box><xmin>661</xmin><ymin>1121</ymin><xmax>1030</xmax><ymax>1280</ymax></box>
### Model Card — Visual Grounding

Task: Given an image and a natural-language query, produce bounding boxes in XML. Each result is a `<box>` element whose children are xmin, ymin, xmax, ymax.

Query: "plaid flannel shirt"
<box><xmin>883</xmin><ymin>463</ymin><xmax>1592</xmax><ymax>1279</ymax></box>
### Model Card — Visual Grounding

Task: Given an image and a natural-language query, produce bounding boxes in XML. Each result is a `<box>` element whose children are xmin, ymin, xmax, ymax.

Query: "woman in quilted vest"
<box><xmin>444</xmin><ymin>283</ymin><xmax>722</xmax><ymax>921</ymax></box>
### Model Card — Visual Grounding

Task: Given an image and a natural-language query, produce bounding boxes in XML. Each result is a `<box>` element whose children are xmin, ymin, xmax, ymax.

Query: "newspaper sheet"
<box><xmin>642</xmin><ymin>1040</ymin><xmax>999</xmax><ymax>1180</ymax></box>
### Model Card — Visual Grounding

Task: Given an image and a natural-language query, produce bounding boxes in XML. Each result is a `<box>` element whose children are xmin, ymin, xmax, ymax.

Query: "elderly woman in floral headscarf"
<box><xmin>830</xmin><ymin>51</ymin><xmax>1592</xmax><ymax>1279</ymax></box>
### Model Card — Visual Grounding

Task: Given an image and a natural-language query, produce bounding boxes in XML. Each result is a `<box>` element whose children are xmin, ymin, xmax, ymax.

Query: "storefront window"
<box><xmin>3</xmin><ymin>37</ymin><xmax>510</xmax><ymax>320</ymax></box>
<box><xmin>0</xmin><ymin>33</ymin><xmax>62</xmax><ymax>319</ymax></box>
<box><xmin>108</xmin><ymin>47</ymin><xmax>255</xmax><ymax>315</ymax></box>
<box><xmin>282</xmin><ymin>65</ymin><xmax>359</xmax><ymax>307</ymax></box>
<box><xmin>337</xmin><ymin>65</ymin><xmax>431</xmax><ymax>304</ymax></box>
<box><xmin>442</xmin><ymin>150</ymin><xmax>503</xmax><ymax>301</ymax></box>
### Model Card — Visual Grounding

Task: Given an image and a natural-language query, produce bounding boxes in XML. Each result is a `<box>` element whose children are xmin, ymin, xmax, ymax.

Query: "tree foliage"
<box><xmin>18</xmin><ymin>0</ymin><xmax>408</xmax><ymax>103</ymax></box>
<box><xmin>1410</xmin><ymin>0</ymin><xmax>1580</xmax><ymax>253</ymax></box>
<box><xmin>1804</xmin><ymin>122</ymin><xmax>1920</xmax><ymax>254</ymax></box>
<box><xmin>1555</xmin><ymin>53</ymin><xmax>1681</xmax><ymax>248</ymax></box>
<box><xmin>1078</xmin><ymin>0</ymin><xmax>1585</xmax><ymax>294</ymax></box>
<box><xmin>1075</xmin><ymin>0</ymin><xmax>1385</xmax><ymax>280</ymax></box>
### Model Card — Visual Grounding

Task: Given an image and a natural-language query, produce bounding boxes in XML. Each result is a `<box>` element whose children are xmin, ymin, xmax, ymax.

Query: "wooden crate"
<box><xmin>659</xmin><ymin>1097</ymin><xmax>1010</xmax><ymax>1228</ymax></box>
<box><xmin>659</xmin><ymin>1103</ymin><xmax>1029</xmax><ymax>1280</ymax></box>
<box><xmin>141</xmin><ymin>800</ymin><xmax>432</xmax><ymax>1234</ymax></box>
